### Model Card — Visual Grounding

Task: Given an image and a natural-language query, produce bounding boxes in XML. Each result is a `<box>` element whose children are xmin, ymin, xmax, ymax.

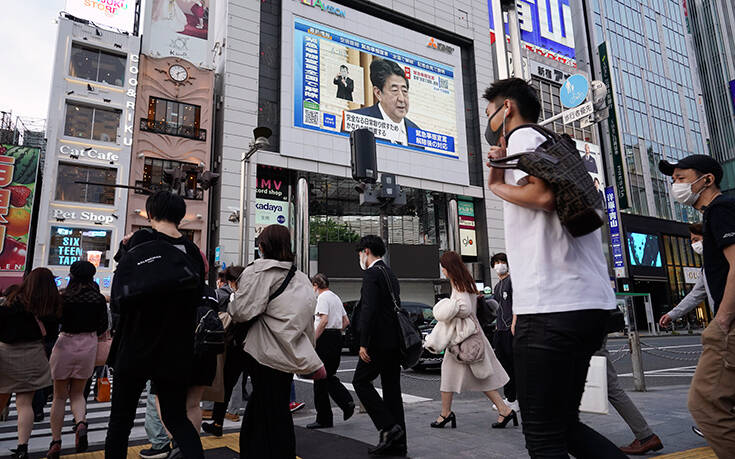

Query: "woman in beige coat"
<box><xmin>431</xmin><ymin>251</ymin><xmax>517</xmax><ymax>430</ymax></box>
<box><xmin>228</xmin><ymin>225</ymin><xmax>325</xmax><ymax>458</ymax></box>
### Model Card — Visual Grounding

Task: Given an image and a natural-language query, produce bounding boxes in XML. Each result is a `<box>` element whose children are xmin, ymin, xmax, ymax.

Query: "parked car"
<box><xmin>343</xmin><ymin>300</ymin><xmax>444</xmax><ymax>369</ymax></box>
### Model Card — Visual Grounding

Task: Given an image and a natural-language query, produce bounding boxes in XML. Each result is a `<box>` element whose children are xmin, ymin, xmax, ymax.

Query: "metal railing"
<box><xmin>139</xmin><ymin>119</ymin><xmax>207</xmax><ymax>141</ymax></box>
<box><xmin>134</xmin><ymin>180</ymin><xmax>203</xmax><ymax>200</ymax></box>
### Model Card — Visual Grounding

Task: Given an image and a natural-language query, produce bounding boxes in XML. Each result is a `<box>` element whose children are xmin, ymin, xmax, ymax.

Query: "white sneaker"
<box><xmin>492</xmin><ymin>398</ymin><xmax>509</xmax><ymax>411</ymax></box>
<box><xmin>509</xmin><ymin>400</ymin><xmax>520</xmax><ymax>411</ymax></box>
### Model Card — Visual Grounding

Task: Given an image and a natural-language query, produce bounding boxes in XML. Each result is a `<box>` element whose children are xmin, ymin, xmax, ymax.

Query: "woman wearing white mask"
<box><xmin>659</xmin><ymin>223</ymin><xmax>714</xmax><ymax>328</ymax></box>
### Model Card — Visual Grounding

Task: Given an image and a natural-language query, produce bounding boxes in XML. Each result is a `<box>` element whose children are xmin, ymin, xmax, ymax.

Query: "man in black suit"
<box><xmin>334</xmin><ymin>65</ymin><xmax>354</xmax><ymax>101</ymax></box>
<box><xmin>583</xmin><ymin>143</ymin><xmax>598</xmax><ymax>173</ymax></box>
<box><xmin>352</xmin><ymin>235</ymin><xmax>406</xmax><ymax>456</ymax></box>
<box><xmin>350</xmin><ymin>59</ymin><xmax>420</xmax><ymax>145</ymax></box>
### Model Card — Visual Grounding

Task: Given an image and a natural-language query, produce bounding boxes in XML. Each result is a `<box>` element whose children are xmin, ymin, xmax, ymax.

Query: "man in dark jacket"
<box><xmin>334</xmin><ymin>65</ymin><xmax>354</xmax><ymax>101</ymax></box>
<box><xmin>352</xmin><ymin>235</ymin><xmax>406</xmax><ymax>456</ymax></box>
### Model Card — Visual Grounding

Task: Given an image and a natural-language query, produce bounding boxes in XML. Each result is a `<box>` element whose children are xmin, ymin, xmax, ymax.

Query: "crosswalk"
<box><xmin>0</xmin><ymin>377</ymin><xmax>241</xmax><ymax>456</ymax></box>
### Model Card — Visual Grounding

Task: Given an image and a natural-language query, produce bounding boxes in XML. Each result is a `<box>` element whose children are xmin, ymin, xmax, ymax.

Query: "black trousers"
<box><xmin>104</xmin><ymin>374</ymin><xmax>203</xmax><ymax>459</ymax></box>
<box><xmin>240</xmin><ymin>353</ymin><xmax>295</xmax><ymax>458</ymax></box>
<box><xmin>314</xmin><ymin>330</ymin><xmax>353</xmax><ymax>425</ymax></box>
<box><xmin>211</xmin><ymin>342</ymin><xmax>248</xmax><ymax>425</ymax></box>
<box><xmin>492</xmin><ymin>329</ymin><xmax>516</xmax><ymax>403</ymax></box>
<box><xmin>514</xmin><ymin>309</ymin><xmax>626</xmax><ymax>459</ymax></box>
<box><xmin>352</xmin><ymin>348</ymin><xmax>405</xmax><ymax>433</ymax></box>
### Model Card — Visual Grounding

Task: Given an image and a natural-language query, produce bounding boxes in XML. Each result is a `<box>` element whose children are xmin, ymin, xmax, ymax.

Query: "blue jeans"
<box><xmin>145</xmin><ymin>381</ymin><xmax>170</xmax><ymax>450</ymax></box>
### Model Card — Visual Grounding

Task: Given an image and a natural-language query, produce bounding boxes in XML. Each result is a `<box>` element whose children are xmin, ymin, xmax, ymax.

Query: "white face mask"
<box><xmin>691</xmin><ymin>240</ymin><xmax>703</xmax><ymax>255</ymax></box>
<box><xmin>494</xmin><ymin>263</ymin><xmax>508</xmax><ymax>275</ymax></box>
<box><xmin>671</xmin><ymin>176</ymin><xmax>706</xmax><ymax>206</ymax></box>
<box><xmin>359</xmin><ymin>251</ymin><xmax>368</xmax><ymax>270</ymax></box>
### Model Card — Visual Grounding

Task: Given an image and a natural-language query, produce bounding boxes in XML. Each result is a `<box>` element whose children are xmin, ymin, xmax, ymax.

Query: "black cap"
<box><xmin>69</xmin><ymin>260</ymin><xmax>96</xmax><ymax>282</ymax></box>
<box><xmin>658</xmin><ymin>155</ymin><xmax>723</xmax><ymax>186</ymax></box>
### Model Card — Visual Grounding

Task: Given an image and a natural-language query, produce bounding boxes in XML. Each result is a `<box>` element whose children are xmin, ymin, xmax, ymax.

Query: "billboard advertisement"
<box><xmin>575</xmin><ymin>140</ymin><xmax>605</xmax><ymax>207</ymax></box>
<box><xmin>255</xmin><ymin>166</ymin><xmax>290</xmax><ymax>237</ymax></box>
<box><xmin>65</xmin><ymin>0</ymin><xmax>136</xmax><ymax>33</ymax></box>
<box><xmin>488</xmin><ymin>0</ymin><xmax>576</xmax><ymax>67</ymax></box>
<box><xmin>0</xmin><ymin>145</ymin><xmax>41</xmax><ymax>272</ymax></box>
<box><xmin>143</xmin><ymin>0</ymin><xmax>215</xmax><ymax>68</ymax></box>
<box><xmin>293</xmin><ymin>17</ymin><xmax>459</xmax><ymax>159</ymax></box>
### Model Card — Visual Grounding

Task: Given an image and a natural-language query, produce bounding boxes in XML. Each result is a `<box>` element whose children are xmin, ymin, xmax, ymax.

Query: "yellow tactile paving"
<box><xmin>655</xmin><ymin>447</ymin><xmax>716</xmax><ymax>458</ymax></box>
<box><xmin>58</xmin><ymin>433</ymin><xmax>240</xmax><ymax>458</ymax></box>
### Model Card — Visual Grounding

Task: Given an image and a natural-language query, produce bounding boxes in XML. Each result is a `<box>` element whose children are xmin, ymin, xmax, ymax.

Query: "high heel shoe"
<box><xmin>47</xmin><ymin>440</ymin><xmax>62</xmax><ymax>459</ymax></box>
<box><xmin>492</xmin><ymin>409</ymin><xmax>518</xmax><ymax>429</ymax></box>
<box><xmin>75</xmin><ymin>420</ymin><xmax>89</xmax><ymax>452</ymax></box>
<box><xmin>430</xmin><ymin>411</ymin><xmax>457</xmax><ymax>428</ymax></box>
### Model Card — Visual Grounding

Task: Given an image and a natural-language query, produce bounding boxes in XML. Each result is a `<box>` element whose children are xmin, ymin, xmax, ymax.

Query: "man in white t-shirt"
<box><xmin>484</xmin><ymin>78</ymin><xmax>624</xmax><ymax>458</ymax></box>
<box><xmin>307</xmin><ymin>273</ymin><xmax>355</xmax><ymax>430</ymax></box>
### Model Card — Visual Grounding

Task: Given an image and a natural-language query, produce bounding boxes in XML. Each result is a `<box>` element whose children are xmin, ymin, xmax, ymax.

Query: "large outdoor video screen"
<box><xmin>293</xmin><ymin>17</ymin><xmax>459</xmax><ymax>159</ymax></box>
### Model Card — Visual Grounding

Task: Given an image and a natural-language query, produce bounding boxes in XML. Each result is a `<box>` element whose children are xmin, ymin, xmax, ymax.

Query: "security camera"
<box><xmin>590</xmin><ymin>80</ymin><xmax>608</xmax><ymax>111</ymax></box>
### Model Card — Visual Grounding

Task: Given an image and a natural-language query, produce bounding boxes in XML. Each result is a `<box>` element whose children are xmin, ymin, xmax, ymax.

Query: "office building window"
<box><xmin>141</xmin><ymin>97</ymin><xmax>205</xmax><ymax>141</ymax></box>
<box><xmin>64</xmin><ymin>103</ymin><xmax>120</xmax><ymax>142</ymax></box>
<box><xmin>69</xmin><ymin>43</ymin><xmax>126</xmax><ymax>87</ymax></box>
<box><xmin>55</xmin><ymin>163</ymin><xmax>117</xmax><ymax>205</ymax></box>
<box><xmin>138</xmin><ymin>157</ymin><xmax>202</xmax><ymax>200</ymax></box>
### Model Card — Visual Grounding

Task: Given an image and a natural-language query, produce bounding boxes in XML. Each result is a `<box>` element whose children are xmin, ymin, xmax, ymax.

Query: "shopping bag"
<box><xmin>96</xmin><ymin>366</ymin><xmax>111</xmax><ymax>403</ymax></box>
<box><xmin>580</xmin><ymin>356</ymin><xmax>609</xmax><ymax>414</ymax></box>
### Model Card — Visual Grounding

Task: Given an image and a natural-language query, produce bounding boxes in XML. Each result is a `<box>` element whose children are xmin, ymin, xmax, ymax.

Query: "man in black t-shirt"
<box><xmin>659</xmin><ymin>155</ymin><xmax>735</xmax><ymax>457</ymax></box>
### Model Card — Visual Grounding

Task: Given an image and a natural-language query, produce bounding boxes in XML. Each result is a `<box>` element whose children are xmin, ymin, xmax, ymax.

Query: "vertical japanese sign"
<box><xmin>0</xmin><ymin>145</ymin><xmax>40</xmax><ymax>271</ymax></box>
<box><xmin>605</xmin><ymin>186</ymin><xmax>625</xmax><ymax>278</ymax></box>
<box><xmin>457</xmin><ymin>200</ymin><xmax>477</xmax><ymax>257</ymax></box>
<box><xmin>599</xmin><ymin>42</ymin><xmax>629</xmax><ymax>209</ymax></box>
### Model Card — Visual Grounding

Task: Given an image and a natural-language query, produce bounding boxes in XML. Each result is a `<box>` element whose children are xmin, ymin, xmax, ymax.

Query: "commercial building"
<box><xmin>686</xmin><ymin>0</ymin><xmax>735</xmax><ymax>194</ymax></box>
<box><xmin>211</xmin><ymin>0</ymin><xmax>500</xmax><ymax>304</ymax></box>
<box><xmin>33</xmin><ymin>15</ymin><xmax>141</xmax><ymax>292</ymax></box>
<box><xmin>583</xmin><ymin>0</ymin><xmax>712</xmax><ymax>324</ymax></box>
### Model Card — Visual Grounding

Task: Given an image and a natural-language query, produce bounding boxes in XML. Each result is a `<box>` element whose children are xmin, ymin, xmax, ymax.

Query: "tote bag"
<box><xmin>580</xmin><ymin>355</ymin><xmax>609</xmax><ymax>414</ymax></box>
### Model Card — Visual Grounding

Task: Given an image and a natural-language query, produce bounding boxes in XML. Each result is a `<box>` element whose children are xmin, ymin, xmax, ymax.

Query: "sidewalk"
<box><xmin>291</xmin><ymin>384</ymin><xmax>711</xmax><ymax>458</ymax></box>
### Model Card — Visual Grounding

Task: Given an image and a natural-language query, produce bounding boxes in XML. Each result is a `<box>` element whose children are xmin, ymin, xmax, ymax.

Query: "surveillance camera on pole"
<box><xmin>350</xmin><ymin>128</ymin><xmax>406</xmax><ymax>207</ymax></box>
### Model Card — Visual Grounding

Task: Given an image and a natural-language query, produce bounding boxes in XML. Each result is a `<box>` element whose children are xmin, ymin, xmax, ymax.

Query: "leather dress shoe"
<box><xmin>306</xmin><ymin>421</ymin><xmax>333</xmax><ymax>429</ymax></box>
<box><xmin>344</xmin><ymin>402</ymin><xmax>355</xmax><ymax>421</ymax></box>
<box><xmin>369</xmin><ymin>425</ymin><xmax>405</xmax><ymax>456</ymax></box>
<box><xmin>619</xmin><ymin>434</ymin><xmax>663</xmax><ymax>455</ymax></box>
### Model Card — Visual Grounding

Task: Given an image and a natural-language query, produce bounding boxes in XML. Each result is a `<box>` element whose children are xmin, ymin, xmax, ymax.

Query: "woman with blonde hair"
<box><xmin>430</xmin><ymin>251</ymin><xmax>517</xmax><ymax>430</ymax></box>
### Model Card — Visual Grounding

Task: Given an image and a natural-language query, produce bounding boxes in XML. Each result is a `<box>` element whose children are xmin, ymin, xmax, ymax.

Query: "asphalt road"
<box><xmin>291</xmin><ymin>334</ymin><xmax>703</xmax><ymax>410</ymax></box>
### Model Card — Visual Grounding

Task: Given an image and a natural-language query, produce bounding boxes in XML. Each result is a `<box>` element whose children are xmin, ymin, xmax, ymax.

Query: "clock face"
<box><xmin>169</xmin><ymin>64</ymin><xmax>188</xmax><ymax>82</ymax></box>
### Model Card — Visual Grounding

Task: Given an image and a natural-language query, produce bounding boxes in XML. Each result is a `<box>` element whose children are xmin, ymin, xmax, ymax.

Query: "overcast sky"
<box><xmin>0</xmin><ymin>1</ymin><xmax>66</xmax><ymax>120</ymax></box>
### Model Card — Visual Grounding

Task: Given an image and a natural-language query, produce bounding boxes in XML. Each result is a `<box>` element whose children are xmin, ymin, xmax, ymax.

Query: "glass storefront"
<box><xmin>48</xmin><ymin>226</ymin><xmax>112</xmax><ymax>267</ymax></box>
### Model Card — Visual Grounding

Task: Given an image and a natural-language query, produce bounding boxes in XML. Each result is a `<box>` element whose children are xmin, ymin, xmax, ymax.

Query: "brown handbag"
<box><xmin>488</xmin><ymin>124</ymin><xmax>603</xmax><ymax>237</ymax></box>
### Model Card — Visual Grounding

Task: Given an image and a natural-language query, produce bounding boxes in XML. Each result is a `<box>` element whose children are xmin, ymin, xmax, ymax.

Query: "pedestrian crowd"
<box><xmin>0</xmin><ymin>77</ymin><xmax>733</xmax><ymax>459</ymax></box>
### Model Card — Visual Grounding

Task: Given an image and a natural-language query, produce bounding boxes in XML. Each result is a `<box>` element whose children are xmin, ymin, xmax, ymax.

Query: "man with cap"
<box><xmin>659</xmin><ymin>154</ymin><xmax>735</xmax><ymax>457</ymax></box>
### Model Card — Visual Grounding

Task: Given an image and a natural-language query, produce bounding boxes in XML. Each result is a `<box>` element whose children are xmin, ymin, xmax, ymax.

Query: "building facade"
<box><xmin>583</xmin><ymin>0</ymin><xmax>712</xmax><ymax>323</ymax></box>
<box><xmin>211</xmin><ymin>0</ymin><xmax>500</xmax><ymax>304</ymax></box>
<box><xmin>687</xmin><ymin>0</ymin><xmax>735</xmax><ymax>193</ymax></box>
<box><xmin>34</xmin><ymin>16</ymin><xmax>141</xmax><ymax>293</ymax></box>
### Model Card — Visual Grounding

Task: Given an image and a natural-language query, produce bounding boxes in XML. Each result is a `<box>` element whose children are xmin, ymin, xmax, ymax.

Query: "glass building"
<box><xmin>587</xmin><ymin>0</ymin><xmax>708</xmax><ymax>223</ymax></box>
<box><xmin>687</xmin><ymin>0</ymin><xmax>735</xmax><ymax>194</ymax></box>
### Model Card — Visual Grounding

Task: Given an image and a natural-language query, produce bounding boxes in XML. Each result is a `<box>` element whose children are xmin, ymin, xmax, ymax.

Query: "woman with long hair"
<box><xmin>431</xmin><ymin>251</ymin><xmax>517</xmax><ymax>430</ymax></box>
<box><xmin>228</xmin><ymin>224</ymin><xmax>325</xmax><ymax>458</ymax></box>
<box><xmin>0</xmin><ymin>268</ymin><xmax>62</xmax><ymax>459</ymax></box>
<box><xmin>47</xmin><ymin>261</ymin><xmax>108</xmax><ymax>458</ymax></box>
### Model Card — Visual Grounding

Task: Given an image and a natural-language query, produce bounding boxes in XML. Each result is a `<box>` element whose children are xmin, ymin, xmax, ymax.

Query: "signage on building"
<box><xmin>457</xmin><ymin>200</ymin><xmax>477</xmax><ymax>257</ymax></box>
<box><xmin>48</xmin><ymin>226</ymin><xmax>111</xmax><ymax>267</ymax></box>
<box><xmin>488</xmin><ymin>0</ymin><xmax>576</xmax><ymax>67</ymax></box>
<box><xmin>575</xmin><ymin>140</ymin><xmax>605</xmax><ymax>199</ymax></box>
<box><xmin>530</xmin><ymin>60</ymin><xmax>571</xmax><ymax>83</ymax></box>
<box><xmin>729</xmin><ymin>80</ymin><xmax>735</xmax><ymax>113</ymax></box>
<box><xmin>298</xmin><ymin>0</ymin><xmax>346</xmax><ymax>17</ymax></box>
<box><xmin>65</xmin><ymin>0</ymin><xmax>136</xmax><ymax>33</ymax></box>
<box><xmin>560</xmin><ymin>74</ymin><xmax>589</xmax><ymax>108</ymax></box>
<box><xmin>427</xmin><ymin>38</ymin><xmax>454</xmax><ymax>54</ymax></box>
<box><xmin>605</xmin><ymin>186</ymin><xmax>625</xmax><ymax>278</ymax></box>
<box><xmin>683</xmin><ymin>266</ymin><xmax>701</xmax><ymax>284</ymax></box>
<box><xmin>123</xmin><ymin>54</ymin><xmax>139</xmax><ymax>147</ymax></box>
<box><xmin>599</xmin><ymin>42</ymin><xmax>629</xmax><ymax>209</ymax></box>
<box><xmin>59</xmin><ymin>143</ymin><xmax>120</xmax><ymax>162</ymax></box>
<box><xmin>0</xmin><ymin>145</ymin><xmax>40</xmax><ymax>272</ymax></box>
<box><xmin>562</xmin><ymin>101</ymin><xmax>594</xmax><ymax>125</ymax></box>
<box><xmin>143</xmin><ymin>0</ymin><xmax>216</xmax><ymax>69</ymax></box>
<box><xmin>255</xmin><ymin>166</ymin><xmax>289</xmax><ymax>236</ymax></box>
<box><xmin>52</xmin><ymin>208</ymin><xmax>116</xmax><ymax>225</ymax></box>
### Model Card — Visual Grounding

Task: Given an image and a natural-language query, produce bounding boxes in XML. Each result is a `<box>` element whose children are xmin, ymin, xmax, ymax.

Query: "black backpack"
<box><xmin>112</xmin><ymin>229</ymin><xmax>201</xmax><ymax>306</ymax></box>
<box><xmin>194</xmin><ymin>289</ymin><xmax>225</xmax><ymax>355</ymax></box>
<box><xmin>488</xmin><ymin>124</ymin><xmax>603</xmax><ymax>237</ymax></box>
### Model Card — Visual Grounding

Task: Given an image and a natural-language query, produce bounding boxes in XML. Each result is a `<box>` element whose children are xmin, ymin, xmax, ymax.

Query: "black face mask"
<box><xmin>484</xmin><ymin>105</ymin><xmax>505</xmax><ymax>146</ymax></box>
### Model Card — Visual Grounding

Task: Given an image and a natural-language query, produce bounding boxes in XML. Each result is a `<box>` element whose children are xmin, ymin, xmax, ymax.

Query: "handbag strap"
<box><xmin>268</xmin><ymin>265</ymin><xmax>297</xmax><ymax>303</ymax></box>
<box><xmin>375</xmin><ymin>264</ymin><xmax>401</xmax><ymax>313</ymax></box>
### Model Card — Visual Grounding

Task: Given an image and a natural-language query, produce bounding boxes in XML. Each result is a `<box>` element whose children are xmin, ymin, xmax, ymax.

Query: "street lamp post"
<box><xmin>238</xmin><ymin>127</ymin><xmax>272</xmax><ymax>266</ymax></box>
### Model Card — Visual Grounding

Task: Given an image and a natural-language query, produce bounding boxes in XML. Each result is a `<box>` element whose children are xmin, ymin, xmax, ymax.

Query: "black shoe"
<box><xmin>75</xmin><ymin>421</ymin><xmax>89</xmax><ymax>452</ymax></box>
<box><xmin>11</xmin><ymin>444</ymin><xmax>29</xmax><ymax>459</ymax></box>
<box><xmin>34</xmin><ymin>412</ymin><xmax>44</xmax><ymax>423</ymax></box>
<box><xmin>307</xmin><ymin>421</ymin><xmax>333</xmax><ymax>429</ymax></box>
<box><xmin>202</xmin><ymin>422</ymin><xmax>223</xmax><ymax>437</ymax></box>
<box><xmin>430</xmin><ymin>411</ymin><xmax>456</xmax><ymax>428</ymax></box>
<box><xmin>492</xmin><ymin>410</ymin><xmax>518</xmax><ymax>429</ymax></box>
<box><xmin>369</xmin><ymin>425</ymin><xmax>405</xmax><ymax>456</ymax></box>
<box><xmin>692</xmin><ymin>426</ymin><xmax>704</xmax><ymax>438</ymax></box>
<box><xmin>139</xmin><ymin>443</ymin><xmax>172</xmax><ymax>459</ymax></box>
<box><xmin>343</xmin><ymin>402</ymin><xmax>355</xmax><ymax>421</ymax></box>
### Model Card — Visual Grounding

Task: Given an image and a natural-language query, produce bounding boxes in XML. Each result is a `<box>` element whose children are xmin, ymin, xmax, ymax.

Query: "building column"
<box><xmin>295</xmin><ymin>176</ymin><xmax>309</xmax><ymax>275</ymax></box>
<box><xmin>447</xmin><ymin>198</ymin><xmax>460</xmax><ymax>253</ymax></box>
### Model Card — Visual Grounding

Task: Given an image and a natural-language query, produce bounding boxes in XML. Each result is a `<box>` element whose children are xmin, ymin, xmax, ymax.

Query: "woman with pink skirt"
<box><xmin>47</xmin><ymin>261</ymin><xmax>108</xmax><ymax>458</ymax></box>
